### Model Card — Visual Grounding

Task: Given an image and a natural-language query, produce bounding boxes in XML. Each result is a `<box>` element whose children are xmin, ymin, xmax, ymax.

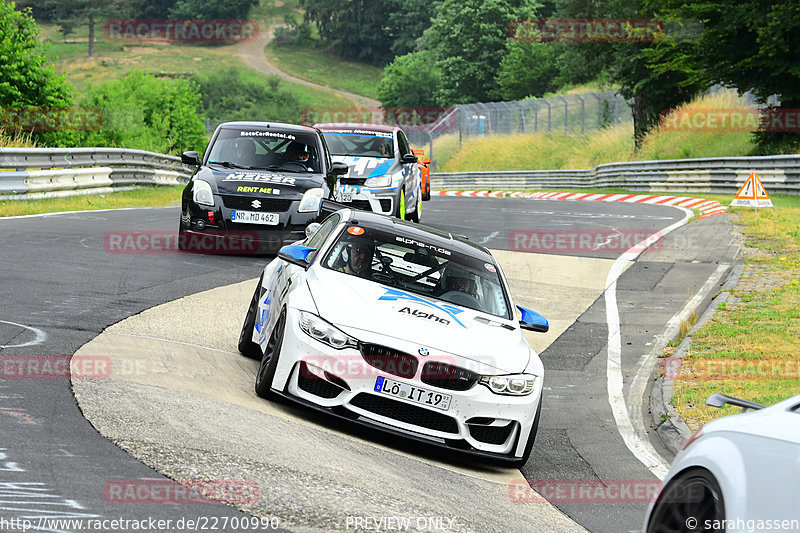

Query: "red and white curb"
<box><xmin>436</xmin><ymin>190</ymin><xmax>727</xmax><ymax>219</ymax></box>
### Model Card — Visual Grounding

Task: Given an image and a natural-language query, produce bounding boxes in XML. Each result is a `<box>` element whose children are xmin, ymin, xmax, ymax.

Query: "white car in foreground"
<box><xmin>645</xmin><ymin>393</ymin><xmax>800</xmax><ymax>533</ymax></box>
<box><xmin>238</xmin><ymin>209</ymin><xmax>550</xmax><ymax>467</ymax></box>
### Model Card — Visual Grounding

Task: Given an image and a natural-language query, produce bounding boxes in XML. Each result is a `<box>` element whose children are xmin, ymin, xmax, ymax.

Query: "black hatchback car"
<box><xmin>179</xmin><ymin>122</ymin><xmax>348</xmax><ymax>253</ymax></box>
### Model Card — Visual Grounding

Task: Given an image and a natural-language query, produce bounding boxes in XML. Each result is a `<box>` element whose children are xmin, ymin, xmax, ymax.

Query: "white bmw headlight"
<box><xmin>192</xmin><ymin>179</ymin><xmax>214</xmax><ymax>206</ymax></box>
<box><xmin>299</xmin><ymin>311</ymin><xmax>358</xmax><ymax>349</ymax></box>
<box><xmin>363</xmin><ymin>175</ymin><xmax>392</xmax><ymax>187</ymax></box>
<box><xmin>479</xmin><ymin>374</ymin><xmax>537</xmax><ymax>396</ymax></box>
<box><xmin>298</xmin><ymin>188</ymin><xmax>324</xmax><ymax>213</ymax></box>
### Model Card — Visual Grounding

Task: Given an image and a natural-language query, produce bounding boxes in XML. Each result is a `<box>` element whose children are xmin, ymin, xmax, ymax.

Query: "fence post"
<box><xmin>557</xmin><ymin>95</ymin><xmax>568</xmax><ymax>134</ymax></box>
<box><xmin>576</xmin><ymin>94</ymin><xmax>585</xmax><ymax>134</ymax></box>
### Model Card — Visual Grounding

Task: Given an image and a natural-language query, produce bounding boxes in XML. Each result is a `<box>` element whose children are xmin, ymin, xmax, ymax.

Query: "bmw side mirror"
<box><xmin>181</xmin><ymin>151</ymin><xmax>201</xmax><ymax>166</ymax></box>
<box><xmin>401</xmin><ymin>153</ymin><xmax>418</xmax><ymax>164</ymax></box>
<box><xmin>517</xmin><ymin>305</ymin><xmax>549</xmax><ymax>333</ymax></box>
<box><xmin>278</xmin><ymin>244</ymin><xmax>317</xmax><ymax>270</ymax></box>
<box><xmin>331</xmin><ymin>162</ymin><xmax>349</xmax><ymax>175</ymax></box>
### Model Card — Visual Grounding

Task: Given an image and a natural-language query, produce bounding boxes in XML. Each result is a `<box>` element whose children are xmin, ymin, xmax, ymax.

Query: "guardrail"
<box><xmin>432</xmin><ymin>155</ymin><xmax>800</xmax><ymax>194</ymax></box>
<box><xmin>0</xmin><ymin>147</ymin><xmax>193</xmax><ymax>199</ymax></box>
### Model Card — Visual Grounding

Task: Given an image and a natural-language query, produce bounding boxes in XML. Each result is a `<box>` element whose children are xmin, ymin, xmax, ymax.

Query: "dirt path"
<box><xmin>237</xmin><ymin>24</ymin><xmax>381</xmax><ymax>109</ymax></box>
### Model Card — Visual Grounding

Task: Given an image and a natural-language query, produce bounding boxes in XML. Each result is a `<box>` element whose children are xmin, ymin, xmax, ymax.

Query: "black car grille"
<box><xmin>221</xmin><ymin>195</ymin><xmax>293</xmax><ymax>212</ymax></box>
<box><xmin>420</xmin><ymin>361</ymin><xmax>478</xmax><ymax>391</ymax></box>
<box><xmin>349</xmin><ymin>200</ymin><xmax>372</xmax><ymax>211</ymax></box>
<box><xmin>360</xmin><ymin>344</ymin><xmax>418</xmax><ymax>379</ymax></box>
<box><xmin>468</xmin><ymin>422</ymin><xmax>516</xmax><ymax>445</ymax></box>
<box><xmin>379</xmin><ymin>199</ymin><xmax>391</xmax><ymax>211</ymax></box>
<box><xmin>349</xmin><ymin>393</ymin><xmax>459</xmax><ymax>434</ymax></box>
<box><xmin>297</xmin><ymin>363</ymin><xmax>342</xmax><ymax>400</ymax></box>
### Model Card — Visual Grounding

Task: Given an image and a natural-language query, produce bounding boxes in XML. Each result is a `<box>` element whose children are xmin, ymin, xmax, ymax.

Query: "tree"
<box><xmin>492</xmin><ymin>41</ymin><xmax>560</xmax><ymax>100</ymax></box>
<box><xmin>43</xmin><ymin>0</ymin><xmax>130</xmax><ymax>57</ymax></box>
<box><xmin>79</xmin><ymin>71</ymin><xmax>206</xmax><ymax>154</ymax></box>
<box><xmin>385</xmin><ymin>0</ymin><xmax>442</xmax><ymax>57</ymax></box>
<box><xmin>300</xmin><ymin>0</ymin><xmax>396</xmax><ymax>65</ymax></box>
<box><xmin>0</xmin><ymin>1</ymin><xmax>74</xmax><ymax>145</ymax></box>
<box><xmin>422</xmin><ymin>0</ymin><xmax>540</xmax><ymax>105</ymax></box>
<box><xmin>377</xmin><ymin>51</ymin><xmax>441</xmax><ymax>108</ymax></box>
<box><xmin>642</xmin><ymin>0</ymin><xmax>800</xmax><ymax>153</ymax></box>
<box><xmin>167</xmin><ymin>0</ymin><xmax>258</xmax><ymax>20</ymax></box>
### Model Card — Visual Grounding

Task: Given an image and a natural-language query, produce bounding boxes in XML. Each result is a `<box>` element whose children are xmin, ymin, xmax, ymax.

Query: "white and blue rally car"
<box><xmin>238</xmin><ymin>209</ymin><xmax>549</xmax><ymax>467</ymax></box>
<box><xmin>315</xmin><ymin>124</ymin><xmax>423</xmax><ymax>222</ymax></box>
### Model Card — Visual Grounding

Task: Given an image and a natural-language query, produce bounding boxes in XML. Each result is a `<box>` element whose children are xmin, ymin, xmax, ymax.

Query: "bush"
<box><xmin>78</xmin><ymin>71</ymin><xmax>206</xmax><ymax>154</ymax></box>
<box><xmin>193</xmin><ymin>68</ymin><xmax>302</xmax><ymax>126</ymax></box>
<box><xmin>378</xmin><ymin>51</ymin><xmax>441</xmax><ymax>108</ymax></box>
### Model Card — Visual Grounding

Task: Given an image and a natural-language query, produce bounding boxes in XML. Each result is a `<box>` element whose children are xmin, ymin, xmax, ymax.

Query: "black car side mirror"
<box><xmin>181</xmin><ymin>151</ymin><xmax>201</xmax><ymax>166</ymax></box>
<box><xmin>331</xmin><ymin>162</ymin><xmax>349</xmax><ymax>175</ymax></box>
<box><xmin>401</xmin><ymin>153</ymin><xmax>418</xmax><ymax>164</ymax></box>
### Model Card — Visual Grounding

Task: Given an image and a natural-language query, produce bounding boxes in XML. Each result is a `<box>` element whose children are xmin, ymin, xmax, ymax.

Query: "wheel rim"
<box><xmin>649</xmin><ymin>473</ymin><xmax>724</xmax><ymax>533</ymax></box>
<box><xmin>399</xmin><ymin>189</ymin><xmax>406</xmax><ymax>220</ymax></box>
<box><xmin>256</xmin><ymin>311</ymin><xmax>284</xmax><ymax>387</ymax></box>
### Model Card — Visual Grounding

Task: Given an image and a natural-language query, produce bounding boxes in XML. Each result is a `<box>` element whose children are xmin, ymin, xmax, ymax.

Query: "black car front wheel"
<box><xmin>254</xmin><ymin>308</ymin><xmax>286</xmax><ymax>399</ymax></box>
<box><xmin>647</xmin><ymin>468</ymin><xmax>725</xmax><ymax>533</ymax></box>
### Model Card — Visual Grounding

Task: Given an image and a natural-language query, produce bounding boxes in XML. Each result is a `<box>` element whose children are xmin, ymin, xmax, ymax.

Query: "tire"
<box><xmin>254</xmin><ymin>308</ymin><xmax>286</xmax><ymax>399</ymax></box>
<box><xmin>394</xmin><ymin>188</ymin><xmax>406</xmax><ymax>220</ymax></box>
<box><xmin>508</xmin><ymin>400</ymin><xmax>541</xmax><ymax>469</ymax></box>
<box><xmin>646</xmin><ymin>468</ymin><xmax>725</xmax><ymax>533</ymax></box>
<box><xmin>237</xmin><ymin>275</ymin><xmax>264</xmax><ymax>359</ymax></box>
<box><xmin>409</xmin><ymin>188</ymin><xmax>422</xmax><ymax>223</ymax></box>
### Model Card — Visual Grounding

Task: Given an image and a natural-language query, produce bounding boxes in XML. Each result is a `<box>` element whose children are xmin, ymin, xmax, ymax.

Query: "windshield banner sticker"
<box><xmin>378</xmin><ymin>287</ymin><xmax>466</xmax><ymax>328</ymax></box>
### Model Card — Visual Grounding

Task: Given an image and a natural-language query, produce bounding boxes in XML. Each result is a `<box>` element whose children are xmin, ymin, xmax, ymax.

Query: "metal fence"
<box><xmin>404</xmin><ymin>91</ymin><xmax>633</xmax><ymax>168</ymax></box>
<box><xmin>0</xmin><ymin>147</ymin><xmax>193</xmax><ymax>200</ymax></box>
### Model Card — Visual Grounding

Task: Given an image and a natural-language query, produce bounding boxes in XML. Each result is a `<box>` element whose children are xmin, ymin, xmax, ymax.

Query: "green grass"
<box><xmin>670</xmin><ymin>194</ymin><xmax>800</xmax><ymax>429</ymax></box>
<box><xmin>265</xmin><ymin>43</ymin><xmax>384</xmax><ymax>100</ymax></box>
<box><xmin>40</xmin><ymin>24</ymin><xmax>350</xmax><ymax>113</ymax></box>
<box><xmin>437</xmin><ymin>91</ymin><xmax>774</xmax><ymax>172</ymax></box>
<box><xmin>0</xmin><ymin>186</ymin><xmax>183</xmax><ymax>217</ymax></box>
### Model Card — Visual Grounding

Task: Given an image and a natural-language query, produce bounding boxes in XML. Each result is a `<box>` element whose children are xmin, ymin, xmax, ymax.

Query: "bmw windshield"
<box><xmin>322</xmin><ymin>223</ymin><xmax>512</xmax><ymax>319</ymax></box>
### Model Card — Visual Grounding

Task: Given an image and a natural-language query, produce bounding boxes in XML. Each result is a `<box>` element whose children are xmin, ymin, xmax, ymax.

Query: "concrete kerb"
<box><xmin>649</xmin><ymin>262</ymin><xmax>745</xmax><ymax>455</ymax></box>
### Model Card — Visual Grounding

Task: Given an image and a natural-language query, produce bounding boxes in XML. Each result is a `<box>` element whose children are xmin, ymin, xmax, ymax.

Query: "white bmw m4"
<box><xmin>238</xmin><ymin>209</ymin><xmax>550</xmax><ymax>467</ymax></box>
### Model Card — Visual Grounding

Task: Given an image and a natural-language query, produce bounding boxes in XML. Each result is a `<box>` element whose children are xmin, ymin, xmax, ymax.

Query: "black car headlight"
<box><xmin>299</xmin><ymin>311</ymin><xmax>358</xmax><ymax>349</ymax></box>
<box><xmin>192</xmin><ymin>180</ymin><xmax>214</xmax><ymax>207</ymax></box>
<box><xmin>479</xmin><ymin>374</ymin><xmax>537</xmax><ymax>396</ymax></box>
<box><xmin>298</xmin><ymin>188</ymin><xmax>323</xmax><ymax>213</ymax></box>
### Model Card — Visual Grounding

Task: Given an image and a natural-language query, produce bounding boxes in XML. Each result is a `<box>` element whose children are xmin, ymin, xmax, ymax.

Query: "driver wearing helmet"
<box><xmin>233</xmin><ymin>139</ymin><xmax>255</xmax><ymax>165</ymax></box>
<box><xmin>286</xmin><ymin>141</ymin><xmax>309</xmax><ymax>163</ymax></box>
<box><xmin>337</xmin><ymin>241</ymin><xmax>374</xmax><ymax>278</ymax></box>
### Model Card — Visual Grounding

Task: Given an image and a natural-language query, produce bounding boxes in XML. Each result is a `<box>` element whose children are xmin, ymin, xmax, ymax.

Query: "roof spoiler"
<box><xmin>706</xmin><ymin>393</ymin><xmax>766</xmax><ymax>412</ymax></box>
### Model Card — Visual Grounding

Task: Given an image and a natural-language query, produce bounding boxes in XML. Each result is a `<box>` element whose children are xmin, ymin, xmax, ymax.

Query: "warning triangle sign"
<box><xmin>731</xmin><ymin>172</ymin><xmax>774</xmax><ymax>208</ymax></box>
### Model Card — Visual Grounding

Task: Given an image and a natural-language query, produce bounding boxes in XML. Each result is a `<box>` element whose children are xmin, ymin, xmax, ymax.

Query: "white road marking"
<box><xmin>0</xmin><ymin>320</ymin><xmax>46</xmax><ymax>348</ymax></box>
<box><xmin>604</xmin><ymin>207</ymin><xmax>691</xmax><ymax>479</ymax></box>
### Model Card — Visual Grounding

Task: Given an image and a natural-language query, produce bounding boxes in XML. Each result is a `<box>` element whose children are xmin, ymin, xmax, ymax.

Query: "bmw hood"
<box><xmin>306</xmin><ymin>267</ymin><xmax>532</xmax><ymax>373</ymax></box>
<box><xmin>333</xmin><ymin>156</ymin><xmax>400</xmax><ymax>181</ymax></box>
<box><xmin>196</xmin><ymin>166</ymin><xmax>325</xmax><ymax>197</ymax></box>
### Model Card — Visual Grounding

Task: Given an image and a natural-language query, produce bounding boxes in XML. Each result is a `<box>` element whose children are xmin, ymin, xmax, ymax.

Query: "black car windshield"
<box><xmin>321</xmin><ymin>131</ymin><xmax>394</xmax><ymax>158</ymax></box>
<box><xmin>322</xmin><ymin>224</ymin><xmax>512</xmax><ymax>319</ymax></box>
<box><xmin>207</xmin><ymin>128</ymin><xmax>321</xmax><ymax>173</ymax></box>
